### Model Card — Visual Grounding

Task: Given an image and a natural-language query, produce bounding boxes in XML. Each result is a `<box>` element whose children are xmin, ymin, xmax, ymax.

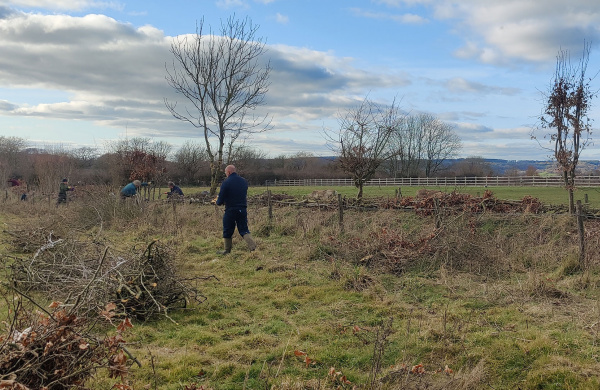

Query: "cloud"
<box><xmin>5</xmin><ymin>0</ymin><xmax>123</xmax><ymax>12</ymax></box>
<box><xmin>216</xmin><ymin>0</ymin><xmax>248</xmax><ymax>10</ymax></box>
<box><xmin>275</xmin><ymin>12</ymin><xmax>288</xmax><ymax>24</ymax></box>
<box><xmin>0</xmin><ymin>99</ymin><xmax>18</xmax><ymax>111</ymax></box>
<box><xmin>368</xmin><ymin>0</ymin><xmax>600</xmax><ymax>65</ymax></box>
<box><xmin>432</xmin><ymin>0</ymin><xmax>600</xmax><ymax>64</ymax></box>
<box><xmin>444</xmin><ymin>77</ymin><xmax>520</xmax><ymax>95</ymax></box>
<box><xmin>0</xmin><ymin>7</ymin><xmax>410</xmax><ymax>142</ymax></box>
<box><xmin>350</xmin><ymin>7</ymin><xmax>428</xmax><ymax>24</ymax></box>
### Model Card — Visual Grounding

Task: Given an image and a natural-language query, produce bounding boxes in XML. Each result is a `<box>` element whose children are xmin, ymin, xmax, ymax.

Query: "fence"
<box><xmin>265</xmin><ymin>175</ymin><xmax>600</xmax><ymax>187</ymax></box>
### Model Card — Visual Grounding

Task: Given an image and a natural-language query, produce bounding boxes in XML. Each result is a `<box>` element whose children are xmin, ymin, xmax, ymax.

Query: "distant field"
<box><xmin>186</xmin><ymin>185</ymin><xmax>600</xmax><ymax>209</ymax></box>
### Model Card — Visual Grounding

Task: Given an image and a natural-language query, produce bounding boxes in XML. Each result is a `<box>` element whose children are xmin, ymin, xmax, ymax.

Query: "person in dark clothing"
<box><xmin>215</xmin><ymin>165</ymin><xmax>256</xmax><ymax>254</ymax></box>
<box><xmin>166</xmin><ymin>181</ymin><xmax>184</xmax><ymax>198</ymax></box>
<box><xmin>57</xmin><ymin>178</ymin><xmax>74</xmax><ymax>204</ymax></box>
<box><xmin>7</xmin><ymin>178</ymin><xmax>20</xmax><ymax>187</ymax></box>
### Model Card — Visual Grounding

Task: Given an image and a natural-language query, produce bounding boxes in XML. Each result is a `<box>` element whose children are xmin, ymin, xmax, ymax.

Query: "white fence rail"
<box><xmin>265</xmin><ymin>176</ymin><xmax>600</xmax><ymax>187</ymax></box>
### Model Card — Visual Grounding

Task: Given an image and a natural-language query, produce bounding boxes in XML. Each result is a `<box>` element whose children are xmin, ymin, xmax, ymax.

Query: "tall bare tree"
<box><xmin>539</xmin><ymin>42</ymin><xmax>595</xmax><ymax>213</ymax></box>
<box><xmin>329</xmin><ymin>97</ymin><xmax>402</xmax><ymax>199</ymax></box>
<box><xmin>421</xmin><ymin>114</ymin><xmax>462</xmax><ymax>177</ymax></box>
<box><xmin>165</xmin><ymin>16</ymin><xmax>271</xmax><ymax>195</ymax></box>
<box><xmin>384</xmin><ymin>113</ymin><xmax>461</xmax><ymax>178</ymax></box>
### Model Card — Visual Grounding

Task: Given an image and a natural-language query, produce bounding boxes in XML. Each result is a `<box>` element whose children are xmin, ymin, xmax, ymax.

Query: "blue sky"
<box><xmin>1</xmin><ymin>0</ymin><xmax>600</xmax><ymax>160</ymax></box>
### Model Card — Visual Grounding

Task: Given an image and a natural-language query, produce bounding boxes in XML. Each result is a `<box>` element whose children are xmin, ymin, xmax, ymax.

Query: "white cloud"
<box><xmin>431</xmin><ymin>0</ymin><xmax>600</xmax><ymax>64</ymax></box>
<box><xmin>215</xmin><ymin>0</ymin><xmax>248</xmax><ymax>10</ymax></box>
<box><xmin>275</xmin><ymin>12</ymin><xmax>288</xmax><ymax>24</ymax></box>
<box><xmin>370</xmin><ymin>0</ymin><xmax>600</xmax><ymax>64</ymax></box>
<box><xmin>0</xmin><ymin>8</ymin><xmax>410</xmax><ymax>142</ymax></box>
<box><xmin>444</xmin><ymin>77</ymin><xmax>520</xmax><ymax>95</ymax></box>
<box><xmin>350</xmin><ymin>7</ymin><xmax>428</xmax><ymax>24</ymax></box>
<box><xmin>4</xmin><ymin>0</ymin><xmax>123</xmax><ymax>11</ymax></box>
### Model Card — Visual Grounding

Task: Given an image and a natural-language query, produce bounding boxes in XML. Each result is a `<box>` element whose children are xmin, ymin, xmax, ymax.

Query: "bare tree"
<box><xmin>71</xmin><ymin>147</ymin><xmax>98</xmax><ymax>169</ymax></box>
<box><xmin>0</xmin><ymin>136</ymin><xmax>27</xmax><ymax>187</ymax></box>
<box><xmin>525</xmin><ymin>165</ymin><xmax>539</xmax><ymax>176</ymax></box>
<box><xmin>227</xmin><ymin>144</ymin><xmax>266</xmax><ymax>171</ymax></box>
<box><xmin>173</xmin><ymin>140</ymin><xmax>208</xmax><ymax>185</ymax></box>
<box><xmin>538</xmin><ymin>42</ymin><xmax>595</xmax><ymax>213</ymax></box>
<box><xmin>105</xmin><ymin>137</ymin><xmax>171</xmax><ymax>185</ymax></box>
<box><xmin>165</xmin><ymin>16</ymin><xmax>271</xmax><ymax>195</ymax></box>
<box><xmin>28</xmin><ymin>146</ymin><xmax>76</xmax><ymax>195</ymax></box>
<box><xmin>450</xmin><ymin>156</ymin><xmax>494</xmax><ymax>177</ymax></box>
<box><xmin>329</xmin><ymin>97</ymin><xmax>402</xmax><ymax>199</ymax></box>
<box><xmin>421</xmin><ymin>114</ymin><xmax>462</xmax><ymax>177</ymax></box>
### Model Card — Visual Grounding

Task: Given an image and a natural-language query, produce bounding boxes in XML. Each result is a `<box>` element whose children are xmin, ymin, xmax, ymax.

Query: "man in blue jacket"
<box><xmin>215</xmin><ymin>165</ymin><xmax>256</xmax><ymax>254</ymax></box>
<box><xmin>120</xmin><ymin>180</ymin><xmax>141</xmax><ymax>198</ymax></box>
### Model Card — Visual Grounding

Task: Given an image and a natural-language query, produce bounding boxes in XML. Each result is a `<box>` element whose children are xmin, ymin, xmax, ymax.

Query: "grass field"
<box><xmin>2</xmin><ymin>186</ymin><xmax>600</xmax><ymax>389</ymax></box>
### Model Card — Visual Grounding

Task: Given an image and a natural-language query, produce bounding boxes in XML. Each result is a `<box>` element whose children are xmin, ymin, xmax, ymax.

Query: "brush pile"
<box><xmin>4</xmin><ymin>231</ymin><xmax>211</xmax><ymax>321</ymax></box>
<box><xmin>384</xmin><ymin>190</ymin><xmax>544</xmax><ymax>214</ymax></box>
<box><xmin>0</xmin><ymin>288</ymin><xmax>134</xmax><ymax>389</ymax></box>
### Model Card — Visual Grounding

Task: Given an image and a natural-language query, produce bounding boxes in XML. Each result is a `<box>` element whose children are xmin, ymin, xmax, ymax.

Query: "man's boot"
<box><xmin>243</xmin><ymin>233</ymin><xmax>256</xmax><ymax>251</ymax></box>
<box><xmin>218</xmin><ymin>238</ymin><xmax>233</xmax><ymax>255</ymax></box>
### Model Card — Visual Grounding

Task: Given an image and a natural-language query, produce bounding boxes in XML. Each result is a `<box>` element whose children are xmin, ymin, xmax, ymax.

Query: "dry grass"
<box><xmin>2</xmin><ymin>190</ymin><xmax>600</xmax><ymax>389</ymax></box>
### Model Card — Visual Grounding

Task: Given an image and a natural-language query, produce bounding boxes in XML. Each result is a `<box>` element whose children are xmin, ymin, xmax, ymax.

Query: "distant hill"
<box><xmin>316</xmin><ymin>156</ymin><xmax>600</xmax><ymax>176</ymax></box>
<box><xmin>480</xmin><ymin>159</ymin><xmax>600</xmax><ymax>175</ymax></box>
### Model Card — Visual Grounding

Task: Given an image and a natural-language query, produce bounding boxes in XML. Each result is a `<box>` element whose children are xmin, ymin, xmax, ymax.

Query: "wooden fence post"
<box><xmin>268</xmin><ymin>190</ymin><xmax>273</xmax><ymax>224</ymax></box>
<box><xmin>577</xmin><ymin>200</ymin><xmax>585</xmax><ymax>270</ymax></box>
<box><xmin>338</xmin><ymin>193</ymin><xmax>344</xmax><ymax>234</ymax></box>
<box><xmin>585</xmin><ymin>193</ymin><xmax>589</xmax><ymax>203</ymax></box>
<box><xmin>434</xmin><ymin>198</ymin><xmax>441</xmax><ymax>229</ymax></box>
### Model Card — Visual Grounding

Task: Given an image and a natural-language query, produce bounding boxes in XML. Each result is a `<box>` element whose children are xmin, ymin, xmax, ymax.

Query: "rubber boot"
<box><xmin>243</xmin><ymin>233</ymin><xmax>256</xmax><ymax>251</ymax></box>
<box><xmin>217</xmin><ymin>238</ymin><xmax>232</xmax><ymax>255</ymax></box>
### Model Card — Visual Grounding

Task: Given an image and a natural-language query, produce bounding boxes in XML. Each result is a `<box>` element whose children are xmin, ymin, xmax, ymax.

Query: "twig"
<box><xmin>121</xmin><ymin>345</ymin><xmax>142</xmax><ymax>368</ymax></box>
<box><xmin>5</xmin><ymin>283</ymin><xmax>56</xmax><ymax>322</ymax></box>
<box><xmin>68</xmin><ymin>246</ymin><xmax>109</xmax><ymax>315</ymax></box>
<box><xmin>276</xmin><ymin>331</ymin><xmax>294</xmax><ymax>378</ymax></box>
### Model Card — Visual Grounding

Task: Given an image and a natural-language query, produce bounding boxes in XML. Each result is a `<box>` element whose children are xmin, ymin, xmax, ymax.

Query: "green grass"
<box><xmin>2</xmin><ymin>190</ymin><xmax>600</xmax><ymax>389</ymax></box>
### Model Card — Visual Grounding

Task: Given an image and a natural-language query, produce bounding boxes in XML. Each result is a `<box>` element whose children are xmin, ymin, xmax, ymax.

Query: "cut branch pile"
<box><xmin>249</xmin><ymin>190</ymin><xmax>550</xmax><ymax>214</ymax></box>
<box><xmin>5</xmin><ymin>233</ymin><xmax>213</xmax><ymax>321</ymax></box>
<box><xmin>113</xmin><ymin>240</ymin><xmax>215</xmax><ymax>321</ymax></box>
<box><xmin>386</xmin><ymin>190</ymin><xmax>545</xmax><ymax>215</ymax></box>
<box><xmin>0</xmin><ymin>288</ymin><xmax>134</xmax><ymax>389</ymax></box>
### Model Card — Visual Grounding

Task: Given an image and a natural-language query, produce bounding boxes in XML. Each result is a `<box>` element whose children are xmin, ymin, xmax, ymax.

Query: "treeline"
<box><xmin>0</xmin><ymin>135</ymin><xmax>570</xmax><ymax>193</ymax></box>
<box><xmin>0</xmin><ymin>136</ymin><xmax>348</xmax><ymax>193</ymax></box>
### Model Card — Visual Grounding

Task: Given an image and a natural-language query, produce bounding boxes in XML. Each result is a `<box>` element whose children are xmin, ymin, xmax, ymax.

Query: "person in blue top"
<box><xmin>120</xmin><ymin>180</ymin><xmax>141</xmax><ymax>198</ymax></box>
<box><xmin>167</xmin><ymin>181</ymin><xmax>184</xmax><ymax>198</ymax></box>
<box><xmin>215</xmin><ymin>165</ymin><xmax>256</xmax><ymax>254</ymax></box>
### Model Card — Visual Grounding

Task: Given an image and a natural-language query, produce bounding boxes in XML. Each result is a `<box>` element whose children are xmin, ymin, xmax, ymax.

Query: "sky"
<box><xmin>1</xmin><ymin>0</ymin><xmax>600</xmax><ymax>161</ymax></box>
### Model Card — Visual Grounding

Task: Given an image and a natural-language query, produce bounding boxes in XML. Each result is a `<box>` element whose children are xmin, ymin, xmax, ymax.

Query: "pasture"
<box><xmin>1</xmin><ymin>185</ymin><xmax>600</xmax><ymax>389</ymax></box>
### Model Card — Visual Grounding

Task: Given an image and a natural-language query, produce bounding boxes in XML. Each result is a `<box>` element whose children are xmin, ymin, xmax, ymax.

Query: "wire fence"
<box><xmin>265</xmin><ymin>175</ymin><xmax>600</xmax><ymax>187</ymax></box>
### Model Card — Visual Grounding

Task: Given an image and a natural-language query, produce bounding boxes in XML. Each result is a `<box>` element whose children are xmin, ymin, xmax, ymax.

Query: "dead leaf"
<box><xmin>117</xmin><ymin>317</ymin><xmax>133</xmax><ymax>332</ymax></box>
<box><xmin>411</xmin><ymin>364</ymin><xmax>425</xmax><ymax>375</ymax></box>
